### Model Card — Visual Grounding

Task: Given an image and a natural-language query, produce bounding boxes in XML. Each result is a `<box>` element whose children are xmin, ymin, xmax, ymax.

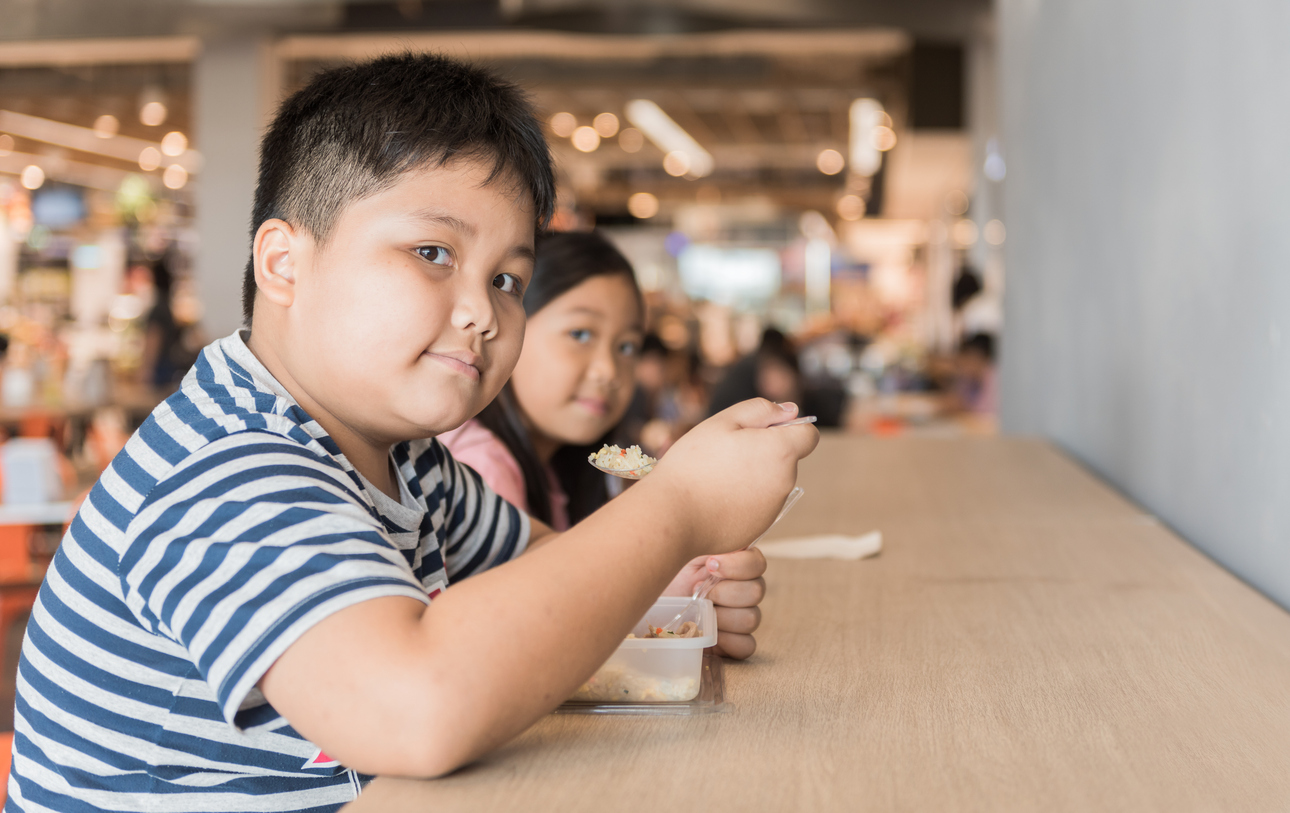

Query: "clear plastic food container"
<box><xmin>569</xmin><ymin>597</ymin><xmax>717</xmax><ymax>703</ymax></box>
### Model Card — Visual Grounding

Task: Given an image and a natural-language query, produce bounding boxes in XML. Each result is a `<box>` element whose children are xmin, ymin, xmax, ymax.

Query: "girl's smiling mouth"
<box><xmin>574</xmin><ymin>397</ymin><xmax>608</xmax><ymax>416</ymax></box>
<box><xmin>425</xmin><ymin>350</ymin><xmax>482</xmax><ymax>381</ymax></box>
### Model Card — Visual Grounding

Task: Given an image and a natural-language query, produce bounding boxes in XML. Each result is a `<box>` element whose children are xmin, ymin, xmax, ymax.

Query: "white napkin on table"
<box><xmin>758</xmin><ymin>531</ymin><xmax>882</xmax><ymax>560</ymax></box>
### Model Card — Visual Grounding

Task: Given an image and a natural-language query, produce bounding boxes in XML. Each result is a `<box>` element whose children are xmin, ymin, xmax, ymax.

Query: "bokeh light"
<box><xmin>663</xmin><ymin>150</ymin><xmax>691</xmax><ymax>177</ymax></box>
<box><xmin>593</xmin><ymin>112</ymin><xmax>619</xmax><ymax>138</ymax></box>
<box><xmin>138</xmin><ymin>146</ymin><xmax>162</xmax><ymax>171</ymax></box>
<box><xmin>627</xmin><ymin>192</ymin><xmax>659</xmax><ymax>219</ymax></box>
<box><xmin>20</xmin><ymin>165</ymin><xmax>45</xmax><ymax>190</ymax></box>
<box><xmin>619</xmin><ymin>128</ymin><xmax>644</xmax><ymax>153</ymax></box>
<box><xmin>549</xmin><ymin>112</ymin><xmax>577</xmax><ymax>138</ymax></box>
<box><xmin>816</xmin><ymin>148</ymin><xmax>845</xmax><ymax>175</ymax></box>
<box><xmin>162</xmin><ymin>164</ymin><xmax>188</xmax><ymax>190</ymax></box>
<box><xmin>160</xmin><ymin>131</ymin><xmax>188</xmax><ymax>156</ymax></box>
<box><xmin>93</xmin><ymin>114</ymin><xmax>119</xmax><ymax>139</ymax></box>
<box><xmin>140</xmin><ymin>101</ymin><xmax>167</xmax><ymax>127</ymax></box>
<box><xmin>571</xmin><ymin>126</ymin><xmax>601</xmax><ymax>152</ymax></box>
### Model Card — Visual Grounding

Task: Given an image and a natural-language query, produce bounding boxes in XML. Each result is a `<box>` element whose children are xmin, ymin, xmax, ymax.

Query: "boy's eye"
<box><xmin>619</xmin><ymin>340</ymin><xmax>641</xmax><ymax>357</ymax></box>
<box><xmin>570</xmin><ymin>328</ymin><xmax>593</xmax><ymax>344</ymax></box>
<box><xmin>416</xmin><ymin>246</ymin><xmax>453</xmax><ymax>266</ymax></box>
<box><xmin>493</xmin><ymin>273</ymin><xmax>522</xmax><ymax>295</ymax></box>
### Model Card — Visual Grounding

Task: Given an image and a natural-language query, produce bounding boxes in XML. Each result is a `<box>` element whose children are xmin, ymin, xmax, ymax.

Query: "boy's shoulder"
<box><xmin>157</xmin><ymin>331</ymin><xmax>342</xmax><ymax>456</ymax></box>
<box><xmin>114</xmin><ymin>332</ymin><xmax>359</xmax><ymax>509</ymax></box>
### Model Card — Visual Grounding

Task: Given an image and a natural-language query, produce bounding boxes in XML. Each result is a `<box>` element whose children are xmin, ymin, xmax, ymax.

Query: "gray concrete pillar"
<box><xmin>193</xmin><ymin>37</ymin><xmax>281</xmax><ymax>338</ymax></box>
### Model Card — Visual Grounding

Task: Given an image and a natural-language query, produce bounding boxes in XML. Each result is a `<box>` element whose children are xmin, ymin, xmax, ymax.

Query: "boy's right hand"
<box><xmin>651</xmin><ymin>398</ymin><xmax>818</xmax><ymax>557</ymax></box>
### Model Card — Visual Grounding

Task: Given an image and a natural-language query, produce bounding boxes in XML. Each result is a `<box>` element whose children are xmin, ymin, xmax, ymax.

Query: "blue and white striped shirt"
<box><xmin>6</xmin><ymin>331</ymin><xmax>529</xmax><ymax>813</ymax></box>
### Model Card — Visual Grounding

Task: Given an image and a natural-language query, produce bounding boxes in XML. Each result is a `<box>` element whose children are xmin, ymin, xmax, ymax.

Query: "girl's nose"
<box><xmin>587</xmin><ymin>343</ymin><xmax>620</xmax><ymax>387</ymax></box>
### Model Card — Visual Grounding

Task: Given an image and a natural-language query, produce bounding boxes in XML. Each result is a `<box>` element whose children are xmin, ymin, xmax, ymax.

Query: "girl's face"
<box><xmin>510</xmin><ymin>273</ymin><xmax>644</xmax><ymax>452</ymax></box>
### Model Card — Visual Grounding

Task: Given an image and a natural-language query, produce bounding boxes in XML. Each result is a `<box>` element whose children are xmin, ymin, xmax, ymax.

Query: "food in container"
<box><xmin>570</xmin><ymin>596</ymin><xmax>716</xmax><ymax>703</ymax></box>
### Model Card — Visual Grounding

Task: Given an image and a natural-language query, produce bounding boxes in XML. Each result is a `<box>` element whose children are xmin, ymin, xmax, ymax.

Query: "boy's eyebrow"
<box><xmin>408</xmin><ymin>208</ymin><xmax>535</xmax><ymax>262</ymax></box>
<box><xmin>408</xmin><ymin>209</ymin><xmax>477</xmax><ymax>236</ymax></box>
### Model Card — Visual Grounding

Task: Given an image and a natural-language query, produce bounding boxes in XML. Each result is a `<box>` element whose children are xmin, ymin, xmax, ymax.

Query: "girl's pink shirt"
<box><xmin>438</xmin><ymin>419</ymin><xmax>571</xmax><ymax>531</ymax></box>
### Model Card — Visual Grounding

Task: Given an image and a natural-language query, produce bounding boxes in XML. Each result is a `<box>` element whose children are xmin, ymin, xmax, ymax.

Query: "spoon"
<box><xmin>657</xmin><ymin>485</ymin><xmax>806</xmax><ymax>635</ymax></box>
<box><xmin>588</xmin><ymin>416</ymin><xmax>818</xmax><ymax>480</ymax></box>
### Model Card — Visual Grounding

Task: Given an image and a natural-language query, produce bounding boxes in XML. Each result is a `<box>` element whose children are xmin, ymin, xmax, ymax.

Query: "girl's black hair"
<box><xmin>474</xmin><ymin>230</ymin><xmax>642</xmax><ymax>525</ymax></box>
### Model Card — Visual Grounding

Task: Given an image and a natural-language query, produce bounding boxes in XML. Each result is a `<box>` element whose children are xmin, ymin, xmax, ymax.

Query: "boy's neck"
<box><xmin>244</xmin><ymin>328</ymin><xmax>401</xmax><ymax>501</ymax></box>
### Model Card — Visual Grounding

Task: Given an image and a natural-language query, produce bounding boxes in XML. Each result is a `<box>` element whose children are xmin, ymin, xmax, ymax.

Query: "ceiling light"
<box><xmin>837</xmin><ymin>194</ymin><xmax>865</xmax><ymax>221</ymax></box>
<box><xmin>549</xmin><ymin>112</ymin><xmax>577</xmax><ymax>138</ymax></box>
<box><xmin>20</xmin><ymin>164</ymin><xmax>44</xmax><ymax>190</ymax></box>
<box><xmin>0</xmin><ymin>134</ymin><xmax>13</xmax><ymax>156</ymax></box>
<box><xmin>0</xmin><ymin>109</ymin><xmax>200</xmax><ymax>173</ymax></box>
<box><xmin>160</xmin><ymin>131</ymin><xmax>187</xmax><ymax>156</ymax></box>
<box><xmin>93</xmin><ymin>114</ymin><xmax>119</xmax><ymax>139</ymax></box>
<box><xmin>593</xmin><ymin>112</ymin><xmax>619</xmax><ymax>138</ymax></box>
<box><xmin>625</xmin><ymin>99</ymin><xmax>713</xmax><ymax>178</ymax></box>
<box><xmin>662</xmin><ymin>150</ymin><xmax>691</xmax><ymax>177</ymax></box>
<box><xmin>571</xmin><ymin>126</ymin><xmax>601</xmax><ymax>152</ymax></box>
<box><xmin>628</xmin><ymin>192</ymin><xmax>659</xmax><ymax>219</ymax></box>
<box><xmin>871</xmin><ymin>125</ymin><xmax>897</xmax><ymax>152</ymax></box>
<box><xmin>618</xmin><ymin>128</ymin><xmax>644</xmax><ymax>153</ymax></box>
<box><xmin>849</xmin><ymin>98</ymin><xmax>884</xmax><ymax>177</ymax></box>
<box><xmin>138</xmin><ymin>146</ymin><xmax>161</xmax><ymax>171</ymax></box>
<box><xmin>163</xmin><ymin>164</ymin><xmax>188</xmax><ymax>190</ymax></box>
<box><xmin>816</xmin><ymin>148</ymin><xmax>845</xmax><ymax>175</ymax></box>
<box><xmin>140</xmin><ymin>101</ymin><xmax>167</xmax><ymax>127</ymax></box>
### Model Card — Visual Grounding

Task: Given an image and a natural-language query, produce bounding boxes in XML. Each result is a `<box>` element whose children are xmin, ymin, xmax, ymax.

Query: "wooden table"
<box><xmin>345</xmin><ymin>436</ymin><xmax>1290</xmax><ymax>812</ymax></box>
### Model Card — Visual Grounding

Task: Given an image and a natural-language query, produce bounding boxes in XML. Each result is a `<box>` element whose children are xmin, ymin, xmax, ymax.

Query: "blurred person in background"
<box><xmin>708</xmin><ymin>327</ymin><xmax>803</xmax><ymax>417</ymax></box>
<box><xmin>949</xmin><ymin>332</ymin><xmax>998</xmax><ymax>415</ymax></box>
<box><xmin>440</xmin><ymin>230</ymin><xmax>644</xmax><ymax>529</ymax></box>
<box><xmin>139</xmin><ymin>252</ymin><xmax>200</xmax><ymax>390</ymax></box>
<box><xmin>621</xmin><ymin>334</ymin><xmax>707</xmax><ymax>455</ymax></box>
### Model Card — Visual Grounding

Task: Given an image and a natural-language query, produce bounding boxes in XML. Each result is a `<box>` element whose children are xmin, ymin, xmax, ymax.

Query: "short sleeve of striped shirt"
<box><xmin>118</xmin><ymin>431</ymin><xmax>432</xmax><ymax>729</ymax></box>
<box><xmin>407</xmin><ymin>438</ymin><xmax>529</xmax><ymax>581</ymax></box>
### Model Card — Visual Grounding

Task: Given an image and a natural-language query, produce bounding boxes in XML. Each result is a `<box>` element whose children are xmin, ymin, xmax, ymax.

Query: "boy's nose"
<box><xmin>451</xmin><ymin>282</ymin><xmax>499</xmax><ymax>339</ymax></box>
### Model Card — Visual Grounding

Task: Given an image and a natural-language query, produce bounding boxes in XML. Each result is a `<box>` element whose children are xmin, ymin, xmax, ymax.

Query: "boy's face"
<box><xmin>277</xmin><ymin>158</ymin><xmax>535</xmax><ymax>443</ymax></box>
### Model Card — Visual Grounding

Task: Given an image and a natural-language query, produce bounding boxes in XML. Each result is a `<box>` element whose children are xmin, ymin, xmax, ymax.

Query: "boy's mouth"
<box><xmin>424</xmin><ymin>350</ymin><xmax>481</xmax><ymax>381</ymax></box>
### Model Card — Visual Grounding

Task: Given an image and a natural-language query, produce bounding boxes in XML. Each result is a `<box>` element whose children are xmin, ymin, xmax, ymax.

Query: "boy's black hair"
<box><xmin>475</xmin><ymin>230</ymin><xmax>643</xmax><ymax>525</ymax></box>
<box><xmin>242</xmin><ymin>52</ymin><xmax>555</xmax><ymax>322</ymax></box>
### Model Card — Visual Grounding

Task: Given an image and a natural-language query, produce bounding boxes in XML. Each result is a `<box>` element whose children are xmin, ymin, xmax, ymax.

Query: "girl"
<box><xmin>443</xmin><ymin>230</ymin><xmax>769</xmax><ymax>660</ymax></box>
<box><xmin>439</xmin><ymin>230</ymin><xmax>644</xmax><ymax>530</ymax></box>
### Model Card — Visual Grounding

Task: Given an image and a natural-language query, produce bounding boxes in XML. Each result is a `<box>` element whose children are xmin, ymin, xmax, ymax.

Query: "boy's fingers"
<box><xmin>706</xmin><ymin>548</ymin><xmax>767</xmax><ymax>581</ymax></box>
<box><xmin>717</xmin><ymin>397</ymin><xmax>797</xmax><ymax>430</ymax></box>
<box><xmin>707</xmin><ymin>576</ymin><xmax>765</xmax><ymax>609</ymax></box>
<box><xmin>714</xmin><ymin>632</ymin><xmax>757</xmax><ymax>660</ymax></box>
<box><xmin>714</xmin><ymin>605</ymin><xmax>761</xmax><ymax>635</ymax></box>
<box><xmin>716</xmin><ymin>398</ymin><xmax>820</xmax><ymax>461</ymax></box>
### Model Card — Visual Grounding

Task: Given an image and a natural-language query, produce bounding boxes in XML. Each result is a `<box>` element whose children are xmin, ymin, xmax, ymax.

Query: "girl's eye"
<box><xmin>569</xmin><ymin>328</ymin><xmax>593</xmax><ymax>344</ymax></box>
<box><xmin>416</xmin><ymin>246</ymin><xmax>453</xmax><ymax>266</ymax></box>
<box><xmin>619</xmin><ymin>340</ymin><xmax>641</xmax><ymax>357</ymax></box>
<box><xmin>493</xmin><ymin>273</ymin><xmax>522</xmax><ymax>295</ymax></box>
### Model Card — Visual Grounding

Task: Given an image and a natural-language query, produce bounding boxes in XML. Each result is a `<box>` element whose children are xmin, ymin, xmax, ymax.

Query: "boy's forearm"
<box><xmin>524</xmin><ymin>516</ymin><xmax>558</xmax><ymax>550</ymax></box>
<box><xmin>410</xmin><ymin>474</ymin><xmax>697</xmax><ymax>766</ymax></box>
<box><xmin>263</xmin><ymin>473</ymin><xmax>698</xmax><ymax>777</ymax></box>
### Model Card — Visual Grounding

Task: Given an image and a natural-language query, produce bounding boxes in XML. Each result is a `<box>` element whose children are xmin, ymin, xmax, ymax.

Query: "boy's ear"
<box><xmin>253</xmin><ymin>218</ymin><xmax>301</xmax><ymax>308</ymax></box>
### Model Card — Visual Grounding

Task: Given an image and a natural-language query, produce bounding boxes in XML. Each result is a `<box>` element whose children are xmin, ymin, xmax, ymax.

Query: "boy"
<box><xmin>7</xmin><ymin>54</ymin><xmax>816</xmax><ymax>812</ymax></box>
